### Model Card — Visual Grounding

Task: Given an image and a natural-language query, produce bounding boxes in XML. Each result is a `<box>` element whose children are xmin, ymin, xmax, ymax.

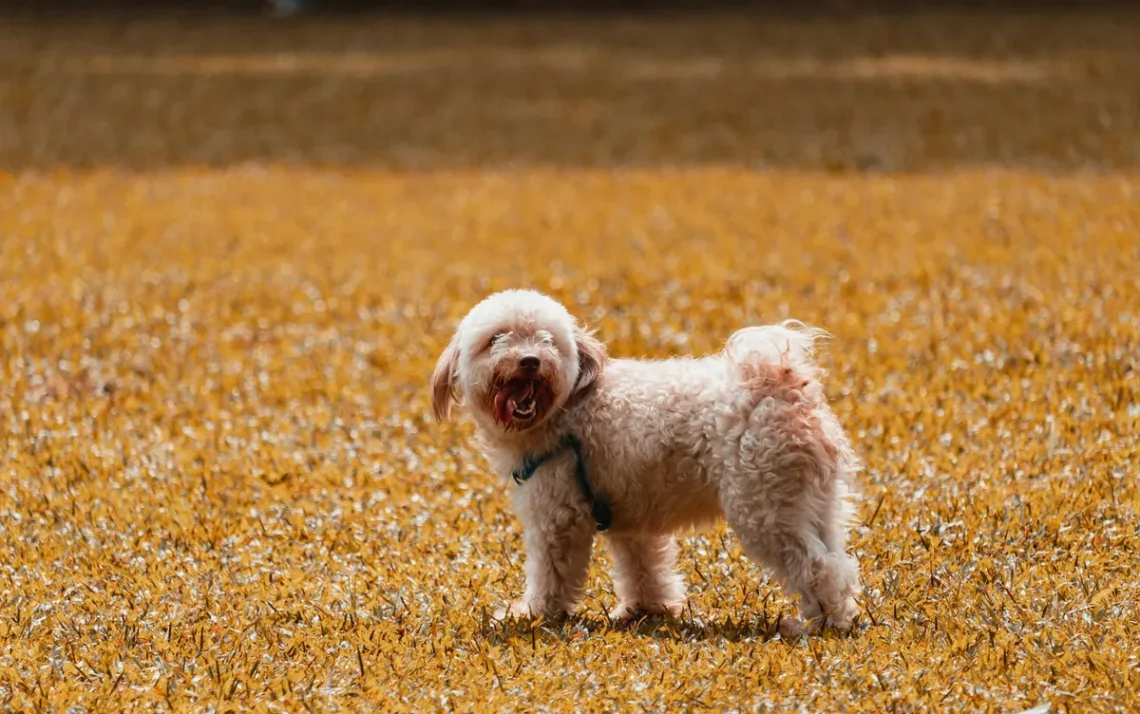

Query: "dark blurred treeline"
<box><xmin>4</xmin><ymin>0</ymin><xmax>1135</xmax><ymax>17</ymax></box>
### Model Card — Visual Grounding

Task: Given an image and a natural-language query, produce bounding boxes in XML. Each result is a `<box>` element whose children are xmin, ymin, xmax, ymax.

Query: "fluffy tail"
<box><xmin>723</xmin><ymin>320</ymin><xmax>830</xmax><ymax>386</ymax></box>
<box><xmin>724</xmin><ymin>320</ymin><xmax>858</xmax><ymax>486</ymax></box>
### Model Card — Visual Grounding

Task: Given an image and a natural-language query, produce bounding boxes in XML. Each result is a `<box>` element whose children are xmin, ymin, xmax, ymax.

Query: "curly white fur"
<box><xmin>432</xmin><ymin>290</ymin><xmax>863</xmax><ymax>634</ymax></box>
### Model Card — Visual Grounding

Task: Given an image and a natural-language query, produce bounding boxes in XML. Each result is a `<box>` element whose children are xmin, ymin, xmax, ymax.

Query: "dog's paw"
<box><xmin>509</xmin><ymin>600</ymin><xmax>536</xmax><ymax>618</ymax></box>
<box><xmin>490</xmin><ymin>601</ymin><xmax>539</xmax><ymax>621</ymax></box>
<box><xmin>505</xmin><ymin>600</ymin><xmax>574</xmax><ymax>620</ymax></box>
<box><xmin>778</xmin><ymin>602</ymin><xmax>859</xmax><ymax>638</ymax></box>
<box><xmin>823</xmin><ymin>596</ymin><xmax>859</xmax><ymax>631</ymax></box>
<box><xmin>609</xmin><ymin>601</ymin><xmax>684</xmax><ymax>621</ymax></box>
<box><xmin>778</xmin><ymin>615</ymin><xmax>806</xmax><ymax>639</ymax></box>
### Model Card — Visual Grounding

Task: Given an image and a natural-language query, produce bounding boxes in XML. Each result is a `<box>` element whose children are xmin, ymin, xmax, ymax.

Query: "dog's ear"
<box><xmin>431</xmin><ymin>337</ymin><xmax>460</xmax><ymax>422</ymax></box>
<box><xmin>573</xmin><ymin>324</ymin><xmax>607</xmax><ymax>393</ymax></box>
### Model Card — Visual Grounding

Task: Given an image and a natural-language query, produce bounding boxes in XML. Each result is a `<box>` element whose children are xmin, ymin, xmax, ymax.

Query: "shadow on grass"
<box><xmin>1</xmin><ymin>6</ymin><xmax>1138</xmax><ymax>172</ymax></box>
<box><xmin>479</xmin><ymin>608</ymin><xmax>865</xmax><ymax>645</ymax></box>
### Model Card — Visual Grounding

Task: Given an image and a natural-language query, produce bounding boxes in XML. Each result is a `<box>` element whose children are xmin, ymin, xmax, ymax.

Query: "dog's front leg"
<box><xmin>509</xmin><ymin>493</ymin><xmax>596</xmax><ymax>619</ymax></box>
<box><xmin>607</xmin><ymin>534</ymin><xmax>686</xmax><ymax>620</ymax></box>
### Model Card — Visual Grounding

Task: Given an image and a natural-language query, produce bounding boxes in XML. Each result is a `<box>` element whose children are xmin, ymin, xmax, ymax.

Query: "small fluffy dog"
<box><xmin>432</xmin><ymin>290</ymin><xmax>862</xmax><ymax>634</ymax></box>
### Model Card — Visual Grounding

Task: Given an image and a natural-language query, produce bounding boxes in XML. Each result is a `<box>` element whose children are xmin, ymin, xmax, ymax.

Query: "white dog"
<box><xmin>432</xmin><ymin>289</ymin><xmax>862</xmax><ymax>634</ymax></box>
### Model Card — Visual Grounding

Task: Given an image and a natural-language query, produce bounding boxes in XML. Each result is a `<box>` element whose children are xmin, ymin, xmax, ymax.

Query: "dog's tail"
<box><xmin>722</xmin><ymin>320</ymin><xmax>830</xmax><ymax>394</ymax></box>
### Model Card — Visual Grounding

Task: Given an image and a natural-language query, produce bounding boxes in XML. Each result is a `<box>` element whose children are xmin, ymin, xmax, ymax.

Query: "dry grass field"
<box><xmin>1</xmin><ymin>7</ymin><xmax>1139</xmax><ymax>712</ymax></box>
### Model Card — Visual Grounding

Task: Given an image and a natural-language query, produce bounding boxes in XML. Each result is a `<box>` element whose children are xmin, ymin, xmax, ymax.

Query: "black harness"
<box><xmin>511</xmin><ymin>434</ymin><xmax>612</xmax><ymax>532</ymax></box>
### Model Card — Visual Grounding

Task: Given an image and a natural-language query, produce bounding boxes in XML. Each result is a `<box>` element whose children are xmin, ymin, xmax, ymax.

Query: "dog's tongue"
<box><xmin>494</xmin><ymin>379</ymin><xmax>534</xmax><ymax>423</ymax></box>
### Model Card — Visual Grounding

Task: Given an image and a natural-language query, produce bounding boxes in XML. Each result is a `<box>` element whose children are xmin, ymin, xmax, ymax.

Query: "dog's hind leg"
<box><xmin>722</xmin><ymin>325</ymin><xmax>863</xmax><ymax>634</ymax></box>
<box><xmin>720</xmin><ymin>457</ymin><xmax>861</xmax><ymax>635</ymax></box>
<box><xmin>725</xmin><ymin>510</ymin><xmax>860</xmax><ymax>634</ymax></box>
<box><xmin>606</xmin><ymin>534</ymin><xmax>686</xmax><ymax>620</ymax></box>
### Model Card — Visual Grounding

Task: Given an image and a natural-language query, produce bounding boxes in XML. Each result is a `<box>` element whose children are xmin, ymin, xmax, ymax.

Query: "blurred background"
<box><xmin>3</xmin><ymin>0</ymin><xmax>1137</xmax><ymax>173</ymax></box>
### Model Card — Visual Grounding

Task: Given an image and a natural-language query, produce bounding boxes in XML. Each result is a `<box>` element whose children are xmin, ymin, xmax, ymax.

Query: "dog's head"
<box><xmin>431</xmin><ymin>290</ymin><xmax>607</xmax><ymax>434</ymax></box>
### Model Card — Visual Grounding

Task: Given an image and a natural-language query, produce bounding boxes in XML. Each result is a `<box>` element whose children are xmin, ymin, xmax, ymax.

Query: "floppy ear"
<box><xmin>573</xmin><ymin>324</ymin><xmax>608</xmax><ymax>393</ymax></box>
<box><xmin>431</xmin><ymin>337</ymin><xmax>460</xmax><ymax>422</ymax></box>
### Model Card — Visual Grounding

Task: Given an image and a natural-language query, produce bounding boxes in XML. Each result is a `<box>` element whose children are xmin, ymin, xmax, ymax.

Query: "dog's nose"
<box><xmin>519</xmin><ymin>355</ymin><xmax>540</xmax><ymax>371</ymax></box>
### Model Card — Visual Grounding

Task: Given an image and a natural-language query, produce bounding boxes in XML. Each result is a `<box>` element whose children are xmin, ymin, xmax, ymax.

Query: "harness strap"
<box><xmin>511</xmin><ymin>434</ymin><xmax>612</xmax><ymax>532</ymax></box>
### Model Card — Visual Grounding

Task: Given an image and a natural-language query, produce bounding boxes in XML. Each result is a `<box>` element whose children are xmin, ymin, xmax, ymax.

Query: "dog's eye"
<box><xmin>541</xmin><ymin>335</ymin><xmax>554</xmax><ymax>346</ymax></box>
<box><xmin>487</xmin><ymin>333</ymin><xmax>504</xmax><ymax>350</ymax></box>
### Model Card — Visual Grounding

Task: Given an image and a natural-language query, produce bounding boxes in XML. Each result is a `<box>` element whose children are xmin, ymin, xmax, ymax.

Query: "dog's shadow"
<box><xmin>480</xmin><ymin>609</ymin><xmax>864</xmax><ymax>646</ymax></box>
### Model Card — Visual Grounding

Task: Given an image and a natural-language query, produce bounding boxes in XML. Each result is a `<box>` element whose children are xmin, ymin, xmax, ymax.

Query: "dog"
<box><xmin>431</xmin><ymin>289</ymin><xmax>862</xmax><ymax>635</ymax></box>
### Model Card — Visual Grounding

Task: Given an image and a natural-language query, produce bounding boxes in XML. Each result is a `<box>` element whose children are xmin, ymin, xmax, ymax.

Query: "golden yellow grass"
<box><xmin>1</xmin><ymin>9</ymin><xmax>1139</xmax><ymax>712</ymax></box>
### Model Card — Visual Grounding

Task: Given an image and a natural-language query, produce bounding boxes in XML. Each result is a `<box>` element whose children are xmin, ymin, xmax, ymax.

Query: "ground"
<box><xmin>0</xmin><ymin>8</ymin><xmax>1138</xmax><ymax>713</ymax></box>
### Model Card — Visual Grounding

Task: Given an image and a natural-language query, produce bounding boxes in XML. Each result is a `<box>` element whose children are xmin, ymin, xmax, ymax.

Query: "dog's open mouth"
<box><xmin>494</xmin><ymin>378</ymin><xmax>540</xmax><ymax>425</ymax></box>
